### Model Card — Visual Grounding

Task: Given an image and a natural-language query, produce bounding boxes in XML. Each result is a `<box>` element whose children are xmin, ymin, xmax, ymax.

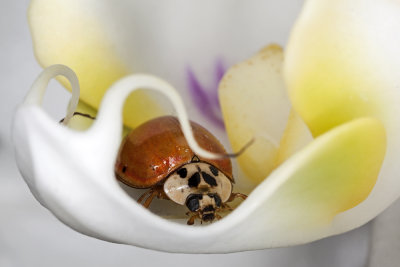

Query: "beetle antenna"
<box><xmin>223</xmin><ymin>137</ymin><xmax>255</xmax><ymax>158</ymax></box>
<box><xmin>59</xmin><ymin>112</ymin><xmax>96</xmax><ymax>123</ymax></box>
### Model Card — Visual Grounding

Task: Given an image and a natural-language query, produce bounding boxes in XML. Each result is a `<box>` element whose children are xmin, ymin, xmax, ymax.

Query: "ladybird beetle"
<box><xmin>115</xmin><ymin>116</ymin><xmax>247</xmax><ymax>225</ymax></box>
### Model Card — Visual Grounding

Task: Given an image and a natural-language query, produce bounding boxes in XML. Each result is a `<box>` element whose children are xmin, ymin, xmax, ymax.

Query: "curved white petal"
<box><xmin>13</xmin><ymin>66</ymin><xmax>386</xmax><ymax>253</ymax></box>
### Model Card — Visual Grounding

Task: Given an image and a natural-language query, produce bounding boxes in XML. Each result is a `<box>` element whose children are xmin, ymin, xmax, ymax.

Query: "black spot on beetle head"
<box><xmin>188</xmin><ymin>172</ymin><xmax>201</xmax><ymax>187</ymax></box>
<box><xmin>201</xmin><ymin>172</ymin><xmax>217</xmax><ymax>186</ymax></box>
<box><xmin>209</xmin><ymin>165</ymin><xmax>219</xmax><ymax>176</ymax></box>
<box><xmin>177</xmin><ymin>167</ymin><xmax>187</xmax><ymax>178</ymax></box>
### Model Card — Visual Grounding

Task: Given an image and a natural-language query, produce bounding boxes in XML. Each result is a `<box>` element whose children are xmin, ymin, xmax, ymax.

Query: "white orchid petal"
<box><xmin>26</xmin><ymin>64</ymin><xmax>80</xmax><ymax>125</ymax></box>
<box><xmin>13</xmin><ymin>66</ymin><xmax>386</xmax><ymax>253</ymax></box>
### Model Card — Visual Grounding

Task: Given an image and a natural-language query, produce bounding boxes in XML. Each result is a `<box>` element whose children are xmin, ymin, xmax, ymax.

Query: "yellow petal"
<box><xmin>28</xmin><ymin>0</ymin><xmax>163</xmax><ymax>128</ymax></box>
<box><xmin>284</xmin><ymin>0</ymin><xmax>400</xmax><ymax>137</ymax></box>
<box><xmin>219</xmin><ymin>45</ymin><xmax>290</xmax><ymax>183</ymax></box>
<box><xmin>284</xmin><ymin>0</ymin><xmax>400</xmax><ymax>230</ymax></box>
<box><xmin>219</xmin><ymin>45</ymin><xmax>313</xmax><ymax>183</ymax></box>
<box><xmin>274</xmin><ymin>109</ymin><xmax>313</xmax><ymax>166</ymax></box>
<box><xmin>263</xmin><ymin>117</ymin><xmax>386</xmax><ymax>228</ymax></box>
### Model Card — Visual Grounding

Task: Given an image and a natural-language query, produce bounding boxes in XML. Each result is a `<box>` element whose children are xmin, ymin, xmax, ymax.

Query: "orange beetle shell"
<box><xmin>115</xmin><ymin>116</ymin><xmax>233</xmax><ymax>188</ymax></box>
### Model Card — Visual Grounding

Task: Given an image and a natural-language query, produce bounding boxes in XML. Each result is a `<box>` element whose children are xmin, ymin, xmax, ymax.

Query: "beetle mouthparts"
<box><xmin>202</xmin><ymin>213</ymin><xmax>215</xmax><ymax>222</ymax></box>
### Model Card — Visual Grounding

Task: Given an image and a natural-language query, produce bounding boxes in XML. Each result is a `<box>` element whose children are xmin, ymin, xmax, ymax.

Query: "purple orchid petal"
<box><xmin>212</xmin><ymin>59</ymin><xmax>227</xmax><ymax>110</ymax></box>
<box><xmin>186</xmin><ymin>64</ymin><xmax>225</xmax><ymax>129</ymax></box>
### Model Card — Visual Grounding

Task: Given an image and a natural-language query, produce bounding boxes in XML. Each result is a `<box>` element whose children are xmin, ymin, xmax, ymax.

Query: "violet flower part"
<box><xmin>186</xmin><ymin>62</ymin><xmax>226</xmax><ymax>129</ymax></box>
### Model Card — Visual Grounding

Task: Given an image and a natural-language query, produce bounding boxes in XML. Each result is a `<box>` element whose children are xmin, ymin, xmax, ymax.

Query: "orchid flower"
<box><xmin>13</xmin><ymin>0</ymin><xmax>400</xmax><ymax>253</ymax></box>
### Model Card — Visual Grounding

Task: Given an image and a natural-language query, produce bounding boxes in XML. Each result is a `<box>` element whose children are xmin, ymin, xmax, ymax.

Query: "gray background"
<box><xmin>0</xmin><ymin>1</ymin><xmax>398</xmax><ymax>267</ymax></box>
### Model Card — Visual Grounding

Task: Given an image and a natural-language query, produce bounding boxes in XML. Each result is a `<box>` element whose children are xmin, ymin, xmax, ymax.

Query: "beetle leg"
<box><xmin>187</xmin><ymin>214</ymin><xmax>198</xmax><ymax>225</ymax></box>
<box><xmin>215</xmin><ymin>214</ymin><xmax>222</xmax><ymax>220</ymax></box>
<box><xmin>186</xmin><ymin>211</ymin><xmax>197</xmax><ymax>216</ymax></box>
<box><xmin>143</xmin><ymin>190</ymin><xmax>158</xmax><ymax>208</ymax></box>
<box><xmin>137</xmin><ymin>186</ymin><xmax>167</xmax><ymax>208</ymax></box>
<box><xmin>137</xmin><ymin>189</ymin><xmax>153</xmax><ymax>205</ymax></box>
<box><xmin>155</xmin><ymin>186</ymin><xmax>169</xmax><ymax>200</ymax></box>
<box><xmin>227</xmin><ymin>192</ymin><xmax>248</xmax><ymax>203</ymax></box>
<box><xmin>222</xmin><ymin>203</ymin><xmax>233</xmax><ymax>211</ymax></box>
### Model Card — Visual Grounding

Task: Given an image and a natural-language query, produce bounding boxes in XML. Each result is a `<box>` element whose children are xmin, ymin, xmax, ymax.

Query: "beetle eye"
<box><xmin>122</xmin><ymin>166</ymin><xmax>127</xmax><ymax>173</ymax></box>
<box><xmin>185</xmin><ymin>194</ymin><xmax>202</xmax><ymax>212</ymax></box>
<box><xmin>208</xmin><ymin>193</ymin><xmax>222</xmax><ymax>207</ymax></box>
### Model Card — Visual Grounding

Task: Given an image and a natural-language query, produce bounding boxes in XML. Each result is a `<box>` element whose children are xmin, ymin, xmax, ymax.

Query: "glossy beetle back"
<box><xmin>115</xmin><ymin>116</ymin><xmax>233</xmax><ymax>188</ymax></box>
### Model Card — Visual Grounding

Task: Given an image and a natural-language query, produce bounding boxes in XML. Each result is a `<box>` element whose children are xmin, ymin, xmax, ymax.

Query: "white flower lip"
<box><xmin>12</xmin><ymin>64</ymin><xmax>390</xmax><ymax>253</ymax></box>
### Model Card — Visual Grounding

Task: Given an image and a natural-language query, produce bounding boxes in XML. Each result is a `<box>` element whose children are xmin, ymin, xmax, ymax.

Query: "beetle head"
<box><xmin>185</xmin><ymin>193</ymin><xmax>222</xmax><ymax>222</ymax></box>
